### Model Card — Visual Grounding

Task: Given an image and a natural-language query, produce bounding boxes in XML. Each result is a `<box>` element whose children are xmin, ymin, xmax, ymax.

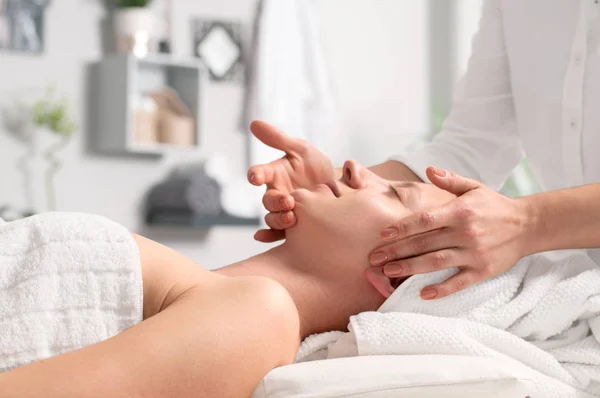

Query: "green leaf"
<box><xmin>29</xmin><ymin>85</ymin><xmax>77</xmax><ymax>137</ymax></box>
<box><xmin>116</xmin><ymin>0</ymin><xmax>152</xmax><ymax>7</ymax></box>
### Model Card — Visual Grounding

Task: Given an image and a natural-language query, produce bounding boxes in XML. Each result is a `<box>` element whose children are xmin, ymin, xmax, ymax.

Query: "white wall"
<box><xmin>315</xmin><ymin>0</ymin><xmax>430</xmax><ymax>166</ymax></box>
<box><xmin>0</xmin><ymin>0</ymin><xmax>430</xmax><ymax>269</ymax></box>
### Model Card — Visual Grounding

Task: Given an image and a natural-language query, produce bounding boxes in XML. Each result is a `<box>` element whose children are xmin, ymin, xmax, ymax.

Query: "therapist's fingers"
<box><xmin>426</xmin><ymin>167</ymin><xmax>482</xmax><ymax>196</ymax></box>
<box><xmin>264</xmin><ymin>211</ymin><xmax>296</xmax><ymax>231</ymax></box>
<box><xmin>420</xmin><ymin>269</ymin><xmax>478</xmax><ymax>300</ymax></box>
<box><xmin>371</xmin><ymin>229</ymin><xmax>457</xmax><ymax>265</ymax></box>
<box><xmin>365</xmin><ymin>267</ymin><xmax>396</xmax><ymax>298</ymax></box>
<box><xmin>250</xmin><ymin>120</ymin><xmax>304</xmax><ymax>154</ymax></box>
<box><xmin>248</xmin><ymin>162</ymin><xmax>276</xmax><ymax>187</ymax></box>
<box><xmin>378</xmin><ymin>169</ymin><xmax>483</xmax><ymax>242</ymax></box>
<box><xmin>380</xmin><ymin>203</ymin><xmax>456</xmax><ymax>243</ymax></box>
<box><xmin>254</xmin><ymin>229</ymin><xmax>286</xmax><ymax>243</ymax></box>
<box><xmin>382</xmin><ymin>249</ymin><xmax>463</xmax><ymax>278</ymax></box>
<box><xmin>263</xmin><ymin>189</ymin><xmax>295</xmax><ymax>212</ymax></box>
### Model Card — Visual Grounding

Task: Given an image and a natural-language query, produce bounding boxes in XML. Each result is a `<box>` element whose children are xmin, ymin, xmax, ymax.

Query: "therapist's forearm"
<box><xmin>520</xmin><ymin>183</ymin><xmax>600</xmax><ymax>254</ymax></box>
<box><xmin>334</xmin><ymin>160</ymin><xmax>423</xmax><ymax>182</ymax></box>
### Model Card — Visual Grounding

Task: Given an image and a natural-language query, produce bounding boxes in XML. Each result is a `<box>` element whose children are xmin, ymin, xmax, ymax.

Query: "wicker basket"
<box><xmin>150</xmin><ymin>88</ymin><xmax>195</xmax><ymax>146</ymax></box>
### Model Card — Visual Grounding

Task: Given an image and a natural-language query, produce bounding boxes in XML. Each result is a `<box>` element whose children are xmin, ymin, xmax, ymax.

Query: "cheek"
<box><xmin>314</xmin><ymin>197</ymin><xmax>392</xmax><ymax>247</ymax></box>
<box><xmin>349</xmin><ymin>196</ymin><xmax>399</xmax><ymax>235</ymax></box>
<box><xmin>290</xmin><ymin>191</ymin><xmax>399</xmax><ymax>252</ymax></box>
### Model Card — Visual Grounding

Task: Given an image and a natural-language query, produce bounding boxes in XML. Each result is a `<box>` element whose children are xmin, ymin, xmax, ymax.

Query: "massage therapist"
<box><xmin>248</xmin><ymin>0</ymin><xmax>600</xmax><ymax>300</ymax></box>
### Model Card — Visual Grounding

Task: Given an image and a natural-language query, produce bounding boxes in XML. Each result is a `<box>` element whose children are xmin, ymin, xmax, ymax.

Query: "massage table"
<box><xmin>253</xmin><ymin>355</ymin><xmax>541</xmax><ymax>397</ymax></box>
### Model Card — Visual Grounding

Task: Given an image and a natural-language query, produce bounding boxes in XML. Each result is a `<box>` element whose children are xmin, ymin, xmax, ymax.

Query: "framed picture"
<box><xmin>0</xmin><ymin>0</ymin><xmax>51</xmax><ymax>54</ymax></box>
<box><xmin>192</xmin><ymin>19</ymin><xmax>244</xmax><ymax>82</ymax></box>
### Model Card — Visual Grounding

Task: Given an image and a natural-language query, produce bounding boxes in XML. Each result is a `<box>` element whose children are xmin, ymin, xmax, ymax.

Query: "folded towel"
<box><xmin>0</xmin><ymin>212</ymin><xmax>143</xmax><ymax>372</ymax></box>
<box><xmin>298</xmin><ymin>250</ymin><xmax>600</xmax><ymax>397</ymax></box>
<box><xmin>147</xmin><ymin>173</ymin><xmax>222</xmax><ymax>217</ymax></box>
<box><xmin>187</xmin><ymin>174</ymin><xmax>222</xmax><ymax>216</ymax></box>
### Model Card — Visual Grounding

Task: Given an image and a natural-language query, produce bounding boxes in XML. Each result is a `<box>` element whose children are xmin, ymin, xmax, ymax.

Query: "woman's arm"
<box><xmin>0</xmin><ymin>236</ymin><xmax>300</xmax><ymax>398</ymax></box>
<box><xmin>390</xmin><ymin>0</ymin><xmax>521</xmax><ymax>189</ymax></box>
<box><xmin>520</xmin><ymin>183</ymin><xmax>600</xmax><ymax>254</ymax></box>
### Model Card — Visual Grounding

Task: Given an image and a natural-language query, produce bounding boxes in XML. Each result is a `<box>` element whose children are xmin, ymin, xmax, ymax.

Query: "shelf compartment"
<box><xmin>90</xmin><ymin>54</ymin><xmax>208</xmax><ymax>156</ymax></box>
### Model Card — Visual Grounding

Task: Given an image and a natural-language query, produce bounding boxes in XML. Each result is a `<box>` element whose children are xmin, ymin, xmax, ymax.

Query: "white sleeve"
<box><xmin>392</xmin><ymin>0</ymin><xmax>522</xmax><ymax>190</ymax></box>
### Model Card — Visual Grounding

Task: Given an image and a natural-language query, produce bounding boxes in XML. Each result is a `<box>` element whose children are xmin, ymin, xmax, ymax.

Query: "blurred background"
<box><xmin>0</xmin><ymin>0</ymin><xmax>535</xmax><ymax>269</ymax></box>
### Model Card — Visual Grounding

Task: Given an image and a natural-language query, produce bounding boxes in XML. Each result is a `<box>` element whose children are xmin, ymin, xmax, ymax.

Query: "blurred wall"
<box><xmin>315</xmin><ymin>0</ymin><xmax>430</xmax><ymax>166</ymax></box>
<box><xmin>0</xmin><ymin>0</ymin><xmax>435</xmax><ymax>269</ymax></box>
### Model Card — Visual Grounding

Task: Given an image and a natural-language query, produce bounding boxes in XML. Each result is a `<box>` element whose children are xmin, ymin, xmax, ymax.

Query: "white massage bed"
<box><xmin>253</xmin><ymin>355</ymin><xmax>540</xmax><ymax>397</ymax></box>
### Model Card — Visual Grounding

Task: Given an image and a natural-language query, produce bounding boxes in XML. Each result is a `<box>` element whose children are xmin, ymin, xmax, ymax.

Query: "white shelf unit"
<box><xmin>90</xmin><ymin>54</ymin><xmax>208</xmax><ymax>156</ymax></box>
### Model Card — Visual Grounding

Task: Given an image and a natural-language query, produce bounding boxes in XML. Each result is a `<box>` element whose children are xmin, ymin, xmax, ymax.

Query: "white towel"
<box><xmin>298</xmin><ymin>250</ymin><xmax>600</xmax><ymax>397</ymax></box>
<box><xmin>0</xmin><ymin>212</ymin><xmax>143</xmax><ymax>372</ymax></box>
<box><xmin>245</xmin><ymin>0</ymin><xmax>336</xmax><ymax>166</ymax></box>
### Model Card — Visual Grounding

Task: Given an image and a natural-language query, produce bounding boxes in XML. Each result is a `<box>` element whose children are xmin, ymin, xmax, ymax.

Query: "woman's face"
<box><xmin>286</xmin><ymin>160</ymin><xmax>455</xmax><ymax>301</ymax></box>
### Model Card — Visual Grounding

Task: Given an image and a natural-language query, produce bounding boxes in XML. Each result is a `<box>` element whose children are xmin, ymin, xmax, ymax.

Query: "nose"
<box><xmin>341</xmin><ymin>160</ymin><xmax>367</xmax><ymax>189</ymax></box>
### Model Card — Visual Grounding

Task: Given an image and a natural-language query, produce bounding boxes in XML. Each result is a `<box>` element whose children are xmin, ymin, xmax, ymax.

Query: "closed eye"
<box><xmin>388</xmin><ymin>184</ymin><xmax>403</xmax><ymax>203</ymax></box>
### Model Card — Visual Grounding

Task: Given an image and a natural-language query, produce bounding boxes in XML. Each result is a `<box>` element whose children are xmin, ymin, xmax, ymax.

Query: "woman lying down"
<box><xmin>0</xmin><ymin>160</ymin><xmax>454</xmax><ymax>397</ymax></box>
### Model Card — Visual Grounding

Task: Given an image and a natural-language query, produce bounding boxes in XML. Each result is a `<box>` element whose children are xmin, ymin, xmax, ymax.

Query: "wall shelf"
<box><xmin>89</xmin><ymin>54</ymin><xmax>208</xmax><ymax>156</ymax></box>
<box><xmin>146</xmin><ymin>210</ymin><xmax>260</xmax><ymax>228</ymax></box>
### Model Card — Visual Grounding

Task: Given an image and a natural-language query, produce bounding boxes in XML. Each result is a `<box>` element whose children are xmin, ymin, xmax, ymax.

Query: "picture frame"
<box><xmin>0</xmin><ymin>0</ymin><xmax>51</xmax><ymax>54</ymax></box>
<box><xmin>192</xmin><ymin>19</ymin><xmax>244</xmax><ymax>82</ymax></box>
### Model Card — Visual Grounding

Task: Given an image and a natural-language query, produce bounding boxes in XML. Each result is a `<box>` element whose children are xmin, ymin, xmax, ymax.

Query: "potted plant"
<box><xmin>1</xmin><ymin>85</ymin><xmax>75</xmax><ymax>216</ymax></box>
<box><xmin>30</xmin><ymin>86</ymin><xmax>76</xmax><ymax>212</ymax></box>
<box><xmin>113</xmin><ymin>0</ymin><xmax>156</xmax><ymax>57</ymax></box>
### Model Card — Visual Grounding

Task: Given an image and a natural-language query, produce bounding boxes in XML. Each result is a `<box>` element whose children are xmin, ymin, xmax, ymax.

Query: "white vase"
<box><xmin>23</xmin><ymin>128</ymin><xmax>69</xmax><ymax>213</ymax></box>
<box><xmin>18</xmin><ymin>128</ymin><xmax>47</xmax><ymax>214</ymax></box>
<box><xmin>114</xmin><ymin>8</ymin><xmax>156</xmax><ymax>57</ymax></box>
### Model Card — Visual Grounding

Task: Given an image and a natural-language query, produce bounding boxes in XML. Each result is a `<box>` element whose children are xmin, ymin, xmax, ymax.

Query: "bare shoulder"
<box><xmin>132</xmin><ymin>233</ymin><xmax>300</xmax><ymax>365</ymax></box>
<box><xmin>178</xmin><ymin>275</ymin><xmax>301</xmax><ymax>367</ymax></box>
<box><xmin>230</xmin><ymin>276</ymin><xmax>301</xmax><ymax>366</ymax></box>
<box><xmin>131</xmin><ymin>233</ymin><xmax>224</xmax><ymax>319</ymax></box>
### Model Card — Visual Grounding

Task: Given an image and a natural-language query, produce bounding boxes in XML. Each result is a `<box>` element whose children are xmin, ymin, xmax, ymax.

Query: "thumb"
<box><xmin>426</xmin><ymin>166</ymin><xmax>481</xmax><ymax>196</ymax></box>
<box><xmin>250</xmin><ymin>120</ymin><xmax>301</xmax><ymax>154</ymax></box>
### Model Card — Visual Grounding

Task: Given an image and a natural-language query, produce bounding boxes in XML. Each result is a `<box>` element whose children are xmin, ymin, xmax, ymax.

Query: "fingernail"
<box><xmin>281</xmin><ymin>211</ymin><xmax>292</xmax><ymax>223</ymax></box>
<box><xmin>384</xmin><ymin>264</ymin><xmax>402</xmax><ymax>277</ymax></box>
<box><xmin>381</xmin><ymin>228</ymin><xmax>399</xmax><ymax>240</ymax></box>
<box><xmin>421</xmin><ymin>289</ymin><xmax>438</xmax><ymax>300</ymax></box>
<box><xmin>432</xmin><ymin>167</ymin><xmax>446</xmax><ymax>177</ymax></box>
<box><xmin>280</xmin><ymin>197</ymin><xmax>291</xmax><ymax>209</ymax></box>
<box><xmin>370</xmin><ymin>252</ymin><xmax>388</xmax><ymax>266</ymax></box>
<box><xmin>250</xmin><ymin>174</ymin><xmax>258</xmax><ymax>184</ymax></box>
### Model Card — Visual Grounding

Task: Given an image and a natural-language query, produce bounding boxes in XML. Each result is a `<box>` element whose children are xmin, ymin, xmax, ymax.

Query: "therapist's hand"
<box><xmin>370</xmin><ymin>166</ymin><xmax>530</xmax><ymax>300</ymax></box>
<box><xmin>248</xmin><ymin>121</ymin><xmax>335</xmax><ymax>243</ymax></box>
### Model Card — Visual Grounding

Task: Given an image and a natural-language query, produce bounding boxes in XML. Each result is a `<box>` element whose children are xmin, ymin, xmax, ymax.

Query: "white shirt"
<box><xmin>393</xmin><ymin>0</ymin><xmax>600</xmax><ymax>262</ymax></box>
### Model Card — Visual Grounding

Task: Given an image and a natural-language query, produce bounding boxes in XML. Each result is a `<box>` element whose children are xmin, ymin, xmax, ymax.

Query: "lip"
<box><xmin>325</xmin><ymin>180</ymin><xmax>341</xmax><ymax>198</ymax></box>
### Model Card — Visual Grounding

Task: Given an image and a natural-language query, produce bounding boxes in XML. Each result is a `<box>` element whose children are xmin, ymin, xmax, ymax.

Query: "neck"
<box><xmin>215</xmin><ymin>245</ymin><xmax>352</xmax><ymax>340</ymax></box>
